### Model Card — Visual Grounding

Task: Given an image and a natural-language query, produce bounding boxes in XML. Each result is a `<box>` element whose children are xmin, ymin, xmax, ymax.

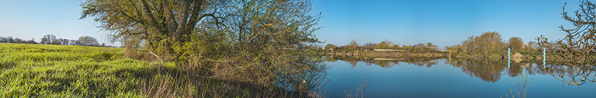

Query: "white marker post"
<box><xmin>508</xmin><ymin>48</ymin><xmax>511</xmax><ymax>68</ymax></box>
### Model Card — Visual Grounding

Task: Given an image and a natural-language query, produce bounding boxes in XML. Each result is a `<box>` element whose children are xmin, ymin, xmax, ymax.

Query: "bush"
<box><xmin>489</xmin><ymin>53</ymin><xmax>502</xmax><ymax>60</ymax></box>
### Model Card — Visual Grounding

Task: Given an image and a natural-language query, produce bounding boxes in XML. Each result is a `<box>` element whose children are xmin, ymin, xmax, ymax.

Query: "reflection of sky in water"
<box><xmin>321</xmin><ymin>59</ymin><xmax>596</xmax><ymax>98</ymax></box>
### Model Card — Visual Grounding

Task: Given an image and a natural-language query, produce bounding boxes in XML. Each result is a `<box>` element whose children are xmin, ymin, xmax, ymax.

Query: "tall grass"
<box><xmin>0</xmin><ymin>43</ymin><xmax>253</xmax><ymax>97</ymax></box>
<box><xmin>502</xmin><ymin>72</ymin><xmax>533</xmax><ymax>98</ymax></box>
<box><xmin>344</xmin><ymin>70</ymin><xmax>370</xmax><ymax>98</ymax></box>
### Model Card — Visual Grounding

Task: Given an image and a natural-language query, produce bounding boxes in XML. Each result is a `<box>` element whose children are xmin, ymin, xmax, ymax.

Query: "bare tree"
<box><xmin>349</xmin><ymin>39</ymin><xmax>359</xmax><ymax>50</ymax></box>
<box><xmin>41</xmin><ymin>34</ymin><xmax>56</xmax><ymax>44</ymax></box>
<box><xmin>77</xmin><ymin>36</ymin><xmax>99</xmax><ymax>46</ymax></box>
<box><xmin>538</xmin><ymin>0</ymin><xmax>596</xmax><ymax>62</ymax></box>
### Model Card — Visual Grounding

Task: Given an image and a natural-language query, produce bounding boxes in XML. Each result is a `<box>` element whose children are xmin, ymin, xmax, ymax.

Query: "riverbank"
<box><xmin>320</xmin><ymin>50</ymin><xmax>450</xmax><ymax>58</ymax></box>
<box><xmin>321</xmin><ymin>49</ymin><xmax>592</xmax><ymax>63</ymax></box>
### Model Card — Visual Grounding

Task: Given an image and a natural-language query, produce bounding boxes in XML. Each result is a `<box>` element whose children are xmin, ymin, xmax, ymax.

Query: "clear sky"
<box><xmin>0</xmin><ymin>0</ymin><xmax>583</xmax><ymax>48</ymax></box>
<box><xmin>0</xmin><ymin>1</ymin><xmax>110</xmax><ymax>45</ymax></box>
<box><xmin>311</xmin><ymin>0</ymin><xmax>580</xmax><ymax>49</ymax></box>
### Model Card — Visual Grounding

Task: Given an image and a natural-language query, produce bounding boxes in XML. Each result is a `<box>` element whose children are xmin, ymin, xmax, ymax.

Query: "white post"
<box><xmin>508</xmin><ymin>48</ymin><xmax>511</xmax><ymax>68</ymax></box>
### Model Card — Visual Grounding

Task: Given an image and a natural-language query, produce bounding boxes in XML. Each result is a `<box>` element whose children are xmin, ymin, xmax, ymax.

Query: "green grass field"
<box><xmin>0</xmin><ymin>43</ymin><xmax>251</xmax><ymax>97</ymax></box>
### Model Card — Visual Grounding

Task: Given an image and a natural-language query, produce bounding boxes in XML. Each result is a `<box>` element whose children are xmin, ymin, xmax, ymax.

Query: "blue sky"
<box><xmin>311</xmin><ymin>0</ymin><xmax>579</xmax><ymax>48</ymax></box>
<box><xmin>0</xmin><ymin>0</ymin><xmax>582</xmax><ymax>48</ymax></box>
<box><xmin>0</xmin><ymin>1</ymin><xmax>106</xmax><ymax>45</ymax></box>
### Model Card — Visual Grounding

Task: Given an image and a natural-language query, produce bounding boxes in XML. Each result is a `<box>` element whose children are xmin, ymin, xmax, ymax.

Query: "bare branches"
<box><xmin>538</xmin><ymin>0</ymin><xmax>596</xmax><ymax>63</ymax></box>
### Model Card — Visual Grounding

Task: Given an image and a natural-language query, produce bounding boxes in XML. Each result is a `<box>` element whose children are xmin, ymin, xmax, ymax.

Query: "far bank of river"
<box><xmin>320</xmin><ymin>49</ymin><xmax>579</xmax><ymax>63</ymax></box>
<box><xmin>321</xmin><ymin>50</ymin><xmax>450</xmax><ymax>58</ymax></box>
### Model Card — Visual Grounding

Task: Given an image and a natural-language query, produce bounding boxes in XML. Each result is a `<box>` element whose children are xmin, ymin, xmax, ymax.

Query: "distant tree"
<box><xmin>459</xmin><ymin>32</ymin><xmax>506</xmax><ymax>56</ymax></box>
<box><xmin>29</xmin><ymin>38</ymin><xmax>37</xmax><ymax>44</ymax></box>
<box><xmin>26</xmin><ymin>38</ymin><xmax>38</xmax><ymax>44</ymax></box>
<box><xmin>375</xmin><ymin>42</ymin><xmax>390</xmax><ymax>49</ymax></box>
<box><xmin>392</xmin><ymin>44</ymin><xmax>400</xmax><ymax>49</ymax></box>
<box><xmin>77</xmin><ymin>36</ymin><xmax>99</xmax><ymax>46</ymax></box>
<box><xmin>508</xmin><ymin>37</ymin><xmax>524</xmax><ymax>52</ymax></box>
<box><xmin>0</xmin><ymin>37</ymin><xmax>5</xmax><ymax>43</ymax></box>
<box><xmin>53</xmin><ymin>38</ymin><xmax>63</xmax><ymax>45</ymax></box>
<box><xmin>426</xmin><ymin>42</ymin><xmax>437</xmax><ymax>50</ymax></box>
<box><xmin>63</xmin><ymin>39</ymin><xmax>70</xmax><ymax>45</ymax></box>
<box><xmin>445</xmin><ymin>45</ymin><xmax>463</xmax><ymax>56</ymax></box>
<box><xmin>15</xmin><ymin>38</ymin><xmax>25</xmax><ymax>43</ymax></box>
<box><xmin>7</xmin><ymin>37</ymin><xmax>14</xmax><ymax>43</ymax></box>
<box><xmin>40</xmin><ymin>38</ymin><xmax>46</xmax><ymax>44</ymax></box>
<box><xmin>41</xmin><ymin>34</ymin><xmax>56</xmax><ymax>44</ymax></box>
<box><xmin>363</xmin><ymin>42</ymin><xmax>376</xmax><ymax>50</ymax></box>
<box><xmin>384</xmin><ymin>39</ymin><xmax>393</xmax><ymax>46</ymax></box>
<box><xmin>412</xmin><ymin>43</ymin><xmax>425</xmax><ymax>50</ymax></box>
<box><xmin>69</xmin><ymin>40</ymin><xmax>78</xmax><ymax>45</ymax></box>
<box><xmin>526</xmin><ymin>41</ymin><xmax>539</xmax><ymax>54</ymax></box>
<box><xmin>54</xmin><ymin>38</ymin><xmax>63</xmax><ymax>45</ymax></box>
<box><xmin>401</xmin><ymin>45</ymin><xmax>408</xmax><ymax>50</ymax></box>
<box><xmin>324</xmin><ymin>44</ymin><xmax>338</xmax><ymax>50</ymax></box>
<box><xmin>349</xmin><ymin>39</ymin><xmax>359</xmax><ymax>50</ymax></box>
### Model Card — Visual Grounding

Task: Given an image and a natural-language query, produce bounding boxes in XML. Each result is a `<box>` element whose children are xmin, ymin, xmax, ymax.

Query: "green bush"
<box><xmin>489</xmin><ymin>53</ymin><xmax>502</xmax><ymax>60</ymax></box>
<box><xmin>457</xmin><ymin>52</ymin><xmax>469</xmax><ymax>57</ymax></box>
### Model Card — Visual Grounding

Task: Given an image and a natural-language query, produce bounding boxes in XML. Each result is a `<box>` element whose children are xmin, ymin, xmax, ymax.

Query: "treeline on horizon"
<box><xmin>322</xmin><ymin>39</ymin><xmax>440</xmax><ymax>51</ymax></box>
<box><xmin>0</xmin><ymin>34</ymin><xmax>112</xmax><ymax>47</ymax></box>
<box><xmin>322</xmin><ymin>31</ymin><xmax>567</xmax><ymax>59</ymax></box>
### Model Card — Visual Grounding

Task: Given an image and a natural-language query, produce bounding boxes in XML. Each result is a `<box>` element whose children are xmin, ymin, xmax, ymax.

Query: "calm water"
<box><xmin>321</xmin><ymin>58</ymin><xmax>596</xmax><ymax>98</ymax></box>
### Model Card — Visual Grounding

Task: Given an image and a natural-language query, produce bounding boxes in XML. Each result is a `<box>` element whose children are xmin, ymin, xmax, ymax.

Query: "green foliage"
<box><xmin>489</xmin><ymin>53</ymin><xmax>502</xmax><ymax>60</ymax></box>
<box><xmin>81</xmin><ymin>0</ymin><xmax>329</xmax><ymax>97</ymax></box>
<box><xmin>457</xmin><ymin>52</ymin><xmax>469</xmax><ymax>57</ymax></box>
<box><xmin>448</xmin><ymin>32</ymin><xmax>543</xmax><ymax>59</ymax></box>
<box><xmin>348</xmin><ymin>39</ymin><xmax>359</xmax><ymax>50</ymax></box>
<box><xmin>375</xmin><ymin>42</ymin><xmax>391</xmax><ymax>49</ymax></box>
<box><xmin>0</xmin><ymin>43</ymin><xmax>152</xmax><ymax>97</ymax></box>
<box><xmin>460</xmin><ymin>32</ymin><xmax>506</xmax><ymax>56</ymax></box>
<box><xmin>508</xmin><ymin>37</ymin><xmax>524</xmax><ymax>52</ymax></box>
<box><xmin>325</xmin><ymin>44</ymin><xmax>338</xmax><ymax>50</ymax></box>
<box><xmin>0</xmin><ymin>43</ymin><xmax>257</xmax><ymax>97</ymax></box>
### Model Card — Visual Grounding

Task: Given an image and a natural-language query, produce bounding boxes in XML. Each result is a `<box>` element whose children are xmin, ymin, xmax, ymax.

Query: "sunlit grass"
<box><xmin>0</xmin><ymin>43</ymin><xmax>252</xmax><ymax>97</ymax></box>
<box><xmin>0</xmin><ymin>43</ymin><xmax>151</xmax><ymax>97</ymax></box>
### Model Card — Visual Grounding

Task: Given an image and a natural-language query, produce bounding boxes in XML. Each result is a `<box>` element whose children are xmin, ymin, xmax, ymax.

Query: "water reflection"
<box><xmin>452</xmin><ymin>59</ymin><xmax>509</xmax><ymax>82</ymax></box>
<box><xmin>324</xmin><ymin>56</ymin><xmax>440</xmax><ymax>68</ymax></box>
<box><xmin>505</xmin><ymin>72</ymin><xmax>532</xmax><ymax>98</ymax></box>
<box><xmin>324</xmin><ymin>56</ymin><xmax>596</xmax><ymax>85</ymax></box>
<box><xmin>542</xmin><ymin>63</ymin><xmax>596</xmax><ymax>86</ymax></box>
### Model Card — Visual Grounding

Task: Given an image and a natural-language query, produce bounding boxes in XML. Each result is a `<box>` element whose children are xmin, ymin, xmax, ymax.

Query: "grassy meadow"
<box><xmin>0</xmin><ymin>43</ymin><xmax>252</xmax><ymax>97</ymax></box>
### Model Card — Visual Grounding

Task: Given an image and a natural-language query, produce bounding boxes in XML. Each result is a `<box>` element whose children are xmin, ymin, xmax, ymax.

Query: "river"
<box><xmin>320</xmin><ymin>58</ymin><xmax>596</xmax><ymax>97</ymax></box>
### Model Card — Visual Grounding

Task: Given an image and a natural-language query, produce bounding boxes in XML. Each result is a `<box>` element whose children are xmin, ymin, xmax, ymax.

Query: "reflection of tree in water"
<box><xmin>348</xmin><ymin>60</ymin><xmax>359</xmax><ymax>67</ymax></box>
<box><xmin>322</xmin><ymin>56</ymin><xmax>339</xmax><ymax>63</ymax></box>
<box><xmin>370</xmin><ymin>60</ymin><xmax>398</xmax><ymax>68</ymax></box>
<box><xmin>454</xmin><ymin>59</ymin><xmax>596</xmax><ymax>84</ymax></box>
<box><xmin>326</xmin><ymin>56</ymin><xmax>596</xmax><ymax>85</ymax></box>
<box><xmin>540</xmin><ymin>63</ymin><xmax>595</xmax><ymax>86</ymax></box>
<box><xmin>451</xmin><ymin>59</ymin><xmax>509</xmax><ymax>83</ymax></box>
<box><xmin>325</xmin><ymin>56</ymin><xmax>440</xmax><ymax>68</ymax></box>
<box><xmin>402</xmin><ymin>60</ymin><xmax>438</xmax><ymax>68</ymax></box>
<box><xmin>504</xmin><ymin>61</ymin><xmax>596</xmax><ymax>86</ymax></box>
<box><xmin>508</xmin><ymin>63</ymin><xmax>524</xmax><ymax>77</ymax></box>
